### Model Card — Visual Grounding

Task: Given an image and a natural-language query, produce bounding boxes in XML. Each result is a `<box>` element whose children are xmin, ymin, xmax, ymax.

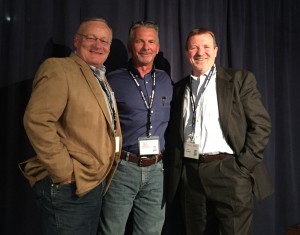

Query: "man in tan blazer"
<box><xmin>20</xmin><ymin>18</ymin><xmax>122</xmax><ymax>235</ymax></box>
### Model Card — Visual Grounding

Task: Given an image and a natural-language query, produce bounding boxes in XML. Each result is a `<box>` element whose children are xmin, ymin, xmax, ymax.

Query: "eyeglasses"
<box><xmin>77</xmin><ymin>33</ymin><xmax>111</xmax><ymax>47</ymax></box>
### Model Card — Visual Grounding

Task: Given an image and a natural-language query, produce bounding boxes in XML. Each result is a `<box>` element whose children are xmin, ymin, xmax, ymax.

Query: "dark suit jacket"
<box><xmin>164</xmin><ymin>65</ymin><xmax>274</xmax><ymax>203</ymax></box>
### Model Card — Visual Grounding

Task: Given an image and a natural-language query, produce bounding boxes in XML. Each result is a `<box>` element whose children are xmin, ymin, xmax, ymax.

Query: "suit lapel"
<box><xmin>179</xmin><ymin>85</ymin><xmax>186</xmax><ymax>143</ymax></box>
<box><xmin>216</xmin><ymin>66</ymin><xmax>234</xmax><ymax>138</ymax></box>
<box><xmin>175</xmin><ymin>76</ymin><xmax>189</xmax><ymax>142</ymax></box>
<box><xmin>70</xmin><ymin>54</ymin><xmax>114</xmax><ymax>131</ymax></box>
<box><xmin>83</xmin><ymin>67</ymin><xmax>114</xmax><ymax>129</ymax></box>
<box><xmin>176</xmin><ymin>69</ymin><xmax>234</xmax><ymax>142</ymax></box>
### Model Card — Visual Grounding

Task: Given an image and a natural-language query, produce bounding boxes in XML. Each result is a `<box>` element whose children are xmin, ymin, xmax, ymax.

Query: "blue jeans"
<box><xmin>99</xmin><ymin>159</ymin><xmax>165</xmax><ymax>235</ymax></box>
<box><xmin>33</xmin><ymin>176</ymin><xmax>103</xmax><ymax>235</ymax></box>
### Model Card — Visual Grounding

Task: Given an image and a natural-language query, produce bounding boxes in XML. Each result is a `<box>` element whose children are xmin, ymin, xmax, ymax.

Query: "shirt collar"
<box><xmin>127</xmin><ymin>59</ymin><xmax>156</xmax><ymax>78</ymax></box>
<box><xmin>190</xmin><ymin>64</ymin><xmax>215</xmax><ymax>80</ymax></box>
<box><xmin>90</xmin><ymin>65</ymin><xmax>106</xmax><ymax>74</ymax></box>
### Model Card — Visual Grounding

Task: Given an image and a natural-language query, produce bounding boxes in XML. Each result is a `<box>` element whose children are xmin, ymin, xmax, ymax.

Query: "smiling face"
<box><xmin>74</xmin><ymin>20</ymin><xmax>112</xmax><ymax>68</ymax></box>
<box><xmin>128</xmin><ymin>26</ymin><xmax>160</xmax><ymax>68</ymax></box>
<box><xmin>185</xmin><ymin>32</ymin><xmax>218</xmax><ymax>77</ymax></box>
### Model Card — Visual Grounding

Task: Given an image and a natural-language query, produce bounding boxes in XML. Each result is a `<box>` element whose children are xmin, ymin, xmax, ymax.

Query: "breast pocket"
<box><xmin>156</xmin><ymin>96</ymin><xmax>171</xmax><ymax>122</ymax></box>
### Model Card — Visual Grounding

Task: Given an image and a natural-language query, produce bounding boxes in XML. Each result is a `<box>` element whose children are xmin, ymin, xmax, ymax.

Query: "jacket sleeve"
<box><xmin>23</xmin><ymin>58</ymin><xmax>73</xmax><ymax>183</ymax></box>
<box><xmin>235</xmin><ymin>71</ymin><xmax>272</xmax><ymax>172</ymax></box>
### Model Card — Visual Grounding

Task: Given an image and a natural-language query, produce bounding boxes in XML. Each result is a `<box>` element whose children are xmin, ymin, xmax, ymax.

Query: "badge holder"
<box><xmin>138</xmin><ymin>136</ymin><xmax>160</xmax><ymax>155</ymax></box>
<box><xmin>184</xmin><ymin>142</ymin><xmax>199</xmax><ymax>159</ymax></box>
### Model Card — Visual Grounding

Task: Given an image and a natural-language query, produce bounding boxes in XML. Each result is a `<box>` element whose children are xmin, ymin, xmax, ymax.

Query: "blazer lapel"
<box><xmin>82</xmin><ymin>67</ymin><xmax>114</xmax><ymax>129</ymax></box>
<box><xmin>176</xmin><ymin>76</ymin><xmax>190</xmax><ymax>142</ymax></box>
<box><xmin>216</xmin><ymin>66</ymin><xmax>234</xmax><ymax>138</ymax></box>
<box><xmin>70</xmin><ymin>54</ymin><xmax>114</xmax><ymax>131</ymax></box>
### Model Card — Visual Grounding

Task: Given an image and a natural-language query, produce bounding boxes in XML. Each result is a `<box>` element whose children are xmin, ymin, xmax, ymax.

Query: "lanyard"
<box><xmin>128</xmin><ymin>70</ymin><xmax>156</xmax><ymax>137</ymax></box>
<box><xmin>189</xmin><ymin>65</ymin><xmax>215</xmax><ymax>134</ymax></box>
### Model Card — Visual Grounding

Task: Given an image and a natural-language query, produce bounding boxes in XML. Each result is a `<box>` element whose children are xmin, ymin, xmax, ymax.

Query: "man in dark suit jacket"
<box><xmin>164</xmin><ymin>28</ymin><xmax>273</xmax><ymax>235</ymax></box>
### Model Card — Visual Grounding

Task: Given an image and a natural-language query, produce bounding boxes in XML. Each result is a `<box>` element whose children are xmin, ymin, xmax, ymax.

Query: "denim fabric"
<box><xmin>99</xmin><ymin>159</ymin><xmax>165</xmax><ymax>235</ymax></box>
<box><xmin>33</xmin><ymin>176</ymin><xmax>103</xmax><ymax>235</ymax></box>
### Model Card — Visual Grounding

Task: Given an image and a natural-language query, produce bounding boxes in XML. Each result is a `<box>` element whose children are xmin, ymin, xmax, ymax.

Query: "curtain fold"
<box><xmin>1</xmin><ymin>0</ymin><xmax>299</xmax><ymax>234</ymax></box>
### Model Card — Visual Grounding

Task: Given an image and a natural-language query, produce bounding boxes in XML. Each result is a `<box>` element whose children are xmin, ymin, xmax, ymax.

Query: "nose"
<box><xmin>142</xmin><ymin>42</ymin><xmax>149</xmax><ymax>50</ymax></box>
<box><xmin>196</xmin><ymin>47</ymin><xmax>204</xmax><ymax>55</ymax></box>
<box><xmin>95</xmin><ymin>39</ymin><xmax>104</xmax><ymax>47</ymax></box>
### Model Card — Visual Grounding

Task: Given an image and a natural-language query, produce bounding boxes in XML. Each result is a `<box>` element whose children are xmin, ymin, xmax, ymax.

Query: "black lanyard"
<box><xmin>189</xmin><ymin>65</ymin><xmax>215</xmax><ymax>132</ymax></box>
<box><xmin>128</xmin><ymin>70</ymin><xmax>156</xmax><ymax>137</ymax></box>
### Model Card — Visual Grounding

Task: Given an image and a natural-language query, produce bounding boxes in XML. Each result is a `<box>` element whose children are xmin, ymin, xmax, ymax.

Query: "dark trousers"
<box><xmin>181</xmin><ymin>154</ymin><xmax>254</xmax><ymax>235</ymax></box>
<box><xmin>33</xmin><ymin>176</ymin><xmax>103</xmax><ymax>235</ymax></box>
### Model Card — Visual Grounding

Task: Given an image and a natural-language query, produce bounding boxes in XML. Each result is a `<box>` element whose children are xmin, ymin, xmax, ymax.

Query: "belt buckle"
<box><xmin>125</xmin><ymin>151</ymin><xmax>130</xmax><ymax>161</ymax></box>
<box><xmin>138</xmin><ymin>156</ymin><xmax>148</xmax><ymax>167</ymax></box>
<box><xmin>199</xmin><ymin>154</ymin><xmax>207</xmax><ymax>163</ymax></box>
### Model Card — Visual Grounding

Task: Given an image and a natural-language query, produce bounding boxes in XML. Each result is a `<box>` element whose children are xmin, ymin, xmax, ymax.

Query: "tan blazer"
<box><xmin>20</xmin><ymin>53</ymin><xmax>122</xmax><ymax>197</ymax></box>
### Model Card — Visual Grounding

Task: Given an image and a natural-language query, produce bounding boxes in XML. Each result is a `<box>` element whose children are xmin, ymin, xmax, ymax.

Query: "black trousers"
<box><xmin>181</xmin><ymin>154</ymin><xmax>254</xmax><ymax>235</ymax></box>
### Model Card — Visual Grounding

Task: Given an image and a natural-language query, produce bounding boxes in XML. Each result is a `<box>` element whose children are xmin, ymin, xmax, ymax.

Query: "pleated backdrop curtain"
<box><xmin>1</xmin><ymin>0</ymin><xmax>300</xmax><ymax>234</ymax></box>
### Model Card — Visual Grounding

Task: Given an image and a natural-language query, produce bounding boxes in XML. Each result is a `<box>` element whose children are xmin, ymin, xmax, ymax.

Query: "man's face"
<box><xmin>129</xmin><ymin>26</ymin><xmax>160</xmax><ymax>67</ymax></box>
<box><xmin>186</xmin><ymin>33</ymin><xmax>218</xmax><ymax>76</ymax></box>
<box><xmin>74</xmin><ymin>21</ymin><xmax>112</xmax><ymax>68</ymax></box>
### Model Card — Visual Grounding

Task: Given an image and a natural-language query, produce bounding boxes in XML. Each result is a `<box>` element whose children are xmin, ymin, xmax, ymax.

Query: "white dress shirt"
<box><xmin>183</xmin><ymin>66</ymin><xmax>234</xmax><ymax>155</ymax></box>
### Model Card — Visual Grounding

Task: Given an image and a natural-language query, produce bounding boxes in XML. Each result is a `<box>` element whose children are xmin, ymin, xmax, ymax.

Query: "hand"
<box><xmin>60</xmin><ymin>174</ymin><xmax>75</xmax><ymax>185</ymax></box>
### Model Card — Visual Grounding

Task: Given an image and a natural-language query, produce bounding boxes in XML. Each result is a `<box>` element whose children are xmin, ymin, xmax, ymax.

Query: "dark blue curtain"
<box><xmin>1</xmin><ymin>0</ymin><xmax>300</xmax><ymax>234</ymax></box>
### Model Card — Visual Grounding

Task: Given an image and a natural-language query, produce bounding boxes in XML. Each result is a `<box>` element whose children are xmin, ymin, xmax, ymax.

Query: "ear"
<box><xmin>156</xmin><ymin>44</ymin><xmax>160</xmax><ymax>54</ymax></box>
<box><xmin>73</xmin><ymin>34</ymin><xmax>79</xmax><ymax>49</ymax></box>
<box><xmin>214</xmin><ymin>46</ymin><xmax>218</xmax><ymax>57</ymax></box>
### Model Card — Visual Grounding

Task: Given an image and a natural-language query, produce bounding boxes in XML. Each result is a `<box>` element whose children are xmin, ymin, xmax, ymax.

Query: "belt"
<box><xmin>120</xmin><ymin>151</ymin><xmax>163</xmax><ymax>167</ymax></box>
<box><xmin>184</xmin><ymin>153</ymin><xmax>232</xmax><ymax>164</ymax></box>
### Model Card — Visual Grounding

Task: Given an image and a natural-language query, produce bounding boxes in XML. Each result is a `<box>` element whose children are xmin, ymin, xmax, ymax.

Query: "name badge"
<box><xmin>184</xmin><ymin>142</ymin><xmax>199</xmax><ymax>159</ymax></box>
<box><xmin>115</xmin><ymin>136</ymin><xmax>120</xmax><ymax>152</ymax></box>
<box><xmin>138</xmin><ymin>136</ymin><xmax>160</xmax><ymax>155</ymax></box>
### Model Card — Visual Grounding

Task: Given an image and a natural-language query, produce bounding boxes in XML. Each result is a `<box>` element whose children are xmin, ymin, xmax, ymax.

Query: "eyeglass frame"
<box><xmin>77</xmin><ymin>33</ymin><xmax>112</xmax><ymax>47</ymax></box>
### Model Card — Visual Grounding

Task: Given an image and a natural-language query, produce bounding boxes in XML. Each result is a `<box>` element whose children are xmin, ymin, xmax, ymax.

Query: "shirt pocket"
<box><xmin>155</xmin><ymin>96</ymin><xmax>171</xmax><ymax>122</ymax></box>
